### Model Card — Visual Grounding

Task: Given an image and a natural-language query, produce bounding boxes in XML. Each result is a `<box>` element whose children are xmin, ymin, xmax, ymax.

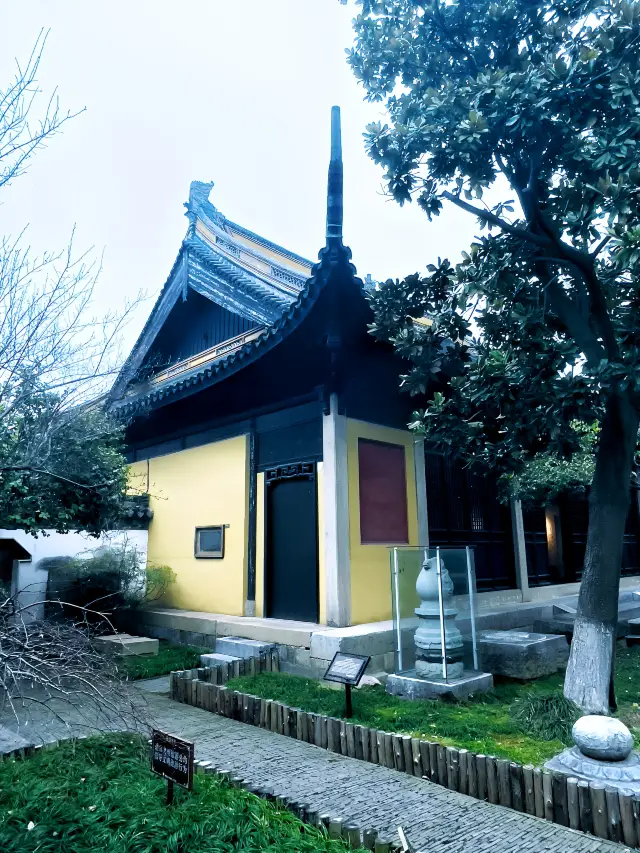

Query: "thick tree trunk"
<box><xmin>564</xmin><ymin>390</ymin><xmax>639</xmax><ymax>714</ymax></box>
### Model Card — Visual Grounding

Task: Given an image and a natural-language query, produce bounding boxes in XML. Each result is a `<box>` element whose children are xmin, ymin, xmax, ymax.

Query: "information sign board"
<box><xmin>324</xmin><ymin>652</ymin><xmax>371</xmax><ymax>686</ymax></box>
<box><xmin>151</xmin><ymin>729</ymin><xmax>194</xmax><ymax>792</ymax></box>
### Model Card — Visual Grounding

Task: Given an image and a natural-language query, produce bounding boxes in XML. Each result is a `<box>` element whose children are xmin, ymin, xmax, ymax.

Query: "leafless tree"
<box><xmin>0</xmin><ymin>30</ymin><xmax>78</xmax><ymax>192</ymax></box>
<box><xmin>0</xmin><ymin>32</ymin><xmax>149</xmax><ymax>735</ymax></box>
<box><xmin>0</xmin><ymin>32</ymin><xmax>144</xmax><ymax>511</ymax></box>
<box><xmin>0</xmin><ymin>595</ymin><xmax>147</xmax><ymax>738</ymax></box>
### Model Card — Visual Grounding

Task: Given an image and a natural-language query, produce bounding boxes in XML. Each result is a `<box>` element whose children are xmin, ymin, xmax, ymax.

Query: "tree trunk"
<box><xmin>564</xmin><ymin>389</ymin><xmax>639</xmax><ymax>714</ymax></box>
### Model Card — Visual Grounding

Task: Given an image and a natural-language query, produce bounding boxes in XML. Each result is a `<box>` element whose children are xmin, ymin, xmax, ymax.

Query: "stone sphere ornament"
<box><xmin>572</xmin><ymin>715</ymin><xmax>634</xmax><ymax>762</ymax></box>
<box><xmin>545</xmin><ymin>713</ymin><xmax>640</xmax><ymax>793</ymax></box>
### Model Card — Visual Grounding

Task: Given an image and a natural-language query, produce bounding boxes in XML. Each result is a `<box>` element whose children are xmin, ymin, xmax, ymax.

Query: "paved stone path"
<box><xmin>0</xmin><ymin>679</ymin><xmax>628</xmax><ymax>853</ymax></box>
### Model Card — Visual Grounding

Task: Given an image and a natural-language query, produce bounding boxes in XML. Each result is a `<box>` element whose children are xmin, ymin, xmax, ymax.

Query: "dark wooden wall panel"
<box><xmin>143</xmin><ymin>289</ymin><xmax>256</xmax><ymax>370</ymax></box>
<box><xmin>358</xmin><ymin>439</ymin><xmax>409</xmax><ymax>544</ymax></box>
<box><xmin>425</xmin><ymin>451</ymin><xmax>516</xmax><ymax>592</ymax></box>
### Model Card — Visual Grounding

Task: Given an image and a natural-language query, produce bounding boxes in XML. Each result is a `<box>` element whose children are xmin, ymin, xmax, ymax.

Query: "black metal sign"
<box><xmin>324</xmin><ymin>652</ymin><xmax>371</xmax><ymax>686</ymax></box>
<box><xmin>324</xmin><ymin>652</ymin><xmax>371</xmax><ymax>719</ymax></box>
<box><xmin>151</xmin><ymin>729</ymin><xmax>194</xmax><ymax>802</ymax></box>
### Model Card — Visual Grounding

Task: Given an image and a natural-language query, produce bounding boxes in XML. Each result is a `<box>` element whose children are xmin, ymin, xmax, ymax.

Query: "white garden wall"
<box><xmin>0</xmin><ymin>529</ymin><xmax>148</xmax><ymax>621</ymax></box>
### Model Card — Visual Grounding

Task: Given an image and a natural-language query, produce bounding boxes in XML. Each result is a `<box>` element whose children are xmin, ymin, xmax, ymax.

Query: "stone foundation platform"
<box><xmin>386</xmin><ymin>669</ymin><xmax>493</xmax><ymax>701</ymax></box>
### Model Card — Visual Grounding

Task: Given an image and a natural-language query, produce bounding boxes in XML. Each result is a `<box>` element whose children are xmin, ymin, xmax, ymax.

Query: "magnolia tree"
<box><xmin>349</xmin><ymin>0</ymin><xmax>640</xmax><ymax>712</ymax></box>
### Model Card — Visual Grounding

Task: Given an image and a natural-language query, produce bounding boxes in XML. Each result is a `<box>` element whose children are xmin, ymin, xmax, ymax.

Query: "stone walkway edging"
<box><xmin>170</xmin><ymin>661</ymin><xmax>640</xmax><ymax>849</ymax></box>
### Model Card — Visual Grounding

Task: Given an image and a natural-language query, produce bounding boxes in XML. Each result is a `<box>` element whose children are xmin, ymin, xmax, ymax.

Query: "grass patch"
<box><xmin>228</xmin><ymin>644</ymin><xmax>640</xmax><ymax>767</ymax></box>
<box><xmin>510</xmin><ymin>692</ymin><xmax>581</xmax><ymax>743</ymax></box>
<box><xmin>0</xmin><ymin>734</ymin><xmax>363</xmax><ymax>853</ymax></box>
<box><xmin>118</xmin><ymin>640</ymin><xmax>206</xmax><ymax>680</ymax></box>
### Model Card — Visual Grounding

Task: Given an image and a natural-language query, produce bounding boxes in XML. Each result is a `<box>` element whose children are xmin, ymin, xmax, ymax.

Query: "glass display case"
<box><xmin>389</xmin><ymin>546</ymin><xmax>480</xmax><ymax>681</ymax></box>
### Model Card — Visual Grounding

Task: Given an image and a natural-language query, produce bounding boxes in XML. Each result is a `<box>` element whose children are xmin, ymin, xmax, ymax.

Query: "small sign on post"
<box><xmin>323</xmin><ymin>652</ymin><xmax>371</xmax><ymax>718</ymax></box>
<box><xmin>151</xmin><ymin>729</ymin><xmax>194</xmax><ymax>805</ymax></box>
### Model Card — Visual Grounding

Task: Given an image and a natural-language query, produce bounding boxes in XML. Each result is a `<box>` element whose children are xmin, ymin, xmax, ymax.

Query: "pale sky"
<box><xmin>0</xmin><ymin>1</ymin><xmax>476</xmax><ymax>350</ymax></box>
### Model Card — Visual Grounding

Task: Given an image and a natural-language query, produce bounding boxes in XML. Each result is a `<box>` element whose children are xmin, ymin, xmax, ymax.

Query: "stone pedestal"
<box><xmin>414</xmin><ymin>555</ymin><xmax>464</xmax><ymax>679</ymax></box>
<box><xmin>386</xmin><ymin>669</ymin><xmax>493</xmax><ymax>701</ymax></box>
<box><xmin>477</xmin><ymin>630</ymin><xmax>569</xmax><ymax>679</ymax></box>
<box><xmin>546</xmin><ymin>715</ymin><xmax>640</xmax><ymax>794</ymax></box>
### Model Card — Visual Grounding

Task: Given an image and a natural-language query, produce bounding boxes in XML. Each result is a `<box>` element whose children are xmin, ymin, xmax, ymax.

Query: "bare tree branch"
<box><xmin>0</xmin><ymin>29</ymin><xmax>84</xmax><ymax>191</ymax></box>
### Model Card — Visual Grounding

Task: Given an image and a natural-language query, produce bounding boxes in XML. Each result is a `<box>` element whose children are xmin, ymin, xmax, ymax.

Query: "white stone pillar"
<box><xmin>322</xmin><ymin>393</ymin><xmax>351</xmax><ymax>627</ymax></box>
<box><xmin>510</xmin><ymin>497</ymin><xmax>531</xmax><ymax>602</ymax></box>
<box><xmin>414</xmin><ymin>438</ymin><xmax>429</xmax><ymax>548</ymax></box>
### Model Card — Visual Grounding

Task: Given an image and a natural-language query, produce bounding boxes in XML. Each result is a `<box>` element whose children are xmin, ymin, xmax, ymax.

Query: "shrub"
<box><xmin>45</xmin><ymin>539</ymin><xmax>175</xmax><ymax>623</ymax></box>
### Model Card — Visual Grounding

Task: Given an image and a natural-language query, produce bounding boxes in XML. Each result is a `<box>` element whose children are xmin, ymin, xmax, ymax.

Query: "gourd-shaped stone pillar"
<box><xmin>414</xmin><ymin>554</ymin><xmax>464</xmax><ymax>680</ymax></box>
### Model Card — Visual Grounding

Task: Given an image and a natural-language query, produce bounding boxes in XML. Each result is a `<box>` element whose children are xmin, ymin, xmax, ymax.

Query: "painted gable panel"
<box><xmin>142</xmin><ymin>289</ymin><xmax>257</xmax><ymax>373</ymax></box>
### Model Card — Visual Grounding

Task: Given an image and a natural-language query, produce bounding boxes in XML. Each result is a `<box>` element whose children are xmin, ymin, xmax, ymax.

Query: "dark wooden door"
<box><xmin>265</xmin><ymin>463</ymin><xmax>318</xmax><ymax>622</ymax></box>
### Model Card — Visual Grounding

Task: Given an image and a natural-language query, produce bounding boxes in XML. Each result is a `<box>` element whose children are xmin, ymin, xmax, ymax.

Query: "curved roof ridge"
<box><xmin>112</xmin><ymin>238</ymin><xmax>363</xmax><ymax>415</ymax></box>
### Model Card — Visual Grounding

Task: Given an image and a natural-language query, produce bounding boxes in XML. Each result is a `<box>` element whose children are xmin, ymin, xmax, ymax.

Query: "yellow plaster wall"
<box><xmin>255</xmin><ymin>472</ymin><xmax>265</xmax><ymax>618</ymax></box>
<box><xmin>129</xmin><ymin>435</ymin><xmax>249</xmax><ymax>615</ymax></box>
<box><xmin>346</xmin><ymin>420</ymin><xmax>419</xmax><ymax>625</ymax></box>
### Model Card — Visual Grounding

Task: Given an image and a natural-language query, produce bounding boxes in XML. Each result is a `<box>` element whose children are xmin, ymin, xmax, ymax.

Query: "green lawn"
<box><xmin>118</xmin><ymin>640</ymin><xmax>207</xmax><ymax>681</ymax></box>
<box><xmin>229</xmin><ymin>643</ymin><xmax>640</xmax><ymax>767</ymax></box>
<box><xmin>0</xmin><ymin>735</ymin><xmax>362</xmax><ymax>853</ymax></box>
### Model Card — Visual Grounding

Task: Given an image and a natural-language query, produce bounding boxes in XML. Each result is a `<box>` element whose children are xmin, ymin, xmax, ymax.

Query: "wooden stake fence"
<box><xmin>169</xmin><ymin>660</ymin><xmax>640</xmax><ymax>847</ymax></box>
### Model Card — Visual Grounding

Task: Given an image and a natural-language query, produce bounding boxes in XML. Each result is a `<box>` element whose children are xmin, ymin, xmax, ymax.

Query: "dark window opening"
<box><xmin>194</xmin><ymin>525</ymin><xmax>225</xmax><ymax>559</ymax></box>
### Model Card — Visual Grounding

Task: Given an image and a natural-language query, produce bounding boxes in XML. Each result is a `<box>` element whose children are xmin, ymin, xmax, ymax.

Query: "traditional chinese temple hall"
<box><xmin>112</xmin><ymin>109</ymin><xmax>640</xmax><ymax>673</ymax></box>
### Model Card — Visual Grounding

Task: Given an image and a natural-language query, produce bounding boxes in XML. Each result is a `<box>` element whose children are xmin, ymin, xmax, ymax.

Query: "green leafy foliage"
<box><xmin>46</xmin><ymin>540</ymin><xmax>175</xmax><ymax>618</ymax></box>
<box><xmin>230</xmin><ymin>644</ymin><xmax>640</xmax><ymax>765</ymax></box>
<box><xmin>503</xmin><ymin>421</ymin><xmax>598</xmax><ymax>503</ymax></box>
<box><xmin>0</xmin><ymin>734</ymin><xmax>364</xmax><ymax>853</ymax></box>
<box><xmin>118</xmin><ymin>641</ymin><xmax>206</xmax><ymax>681</ymax></box>
<box><xmin>349</xmin><ymin>0</ymin><xmax>640</xmax><ymax>486</ymax></box>
<box><xmin>0</xmin><ymin>392</ymin><xmax>132</xmax><ymax>535</ymax></box>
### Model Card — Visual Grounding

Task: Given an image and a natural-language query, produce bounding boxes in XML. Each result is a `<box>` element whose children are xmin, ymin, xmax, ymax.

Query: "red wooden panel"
<box><xmin>358</xmin><ymin>439</ymin><xmax>409</xmax><ymax>544</ymax></box>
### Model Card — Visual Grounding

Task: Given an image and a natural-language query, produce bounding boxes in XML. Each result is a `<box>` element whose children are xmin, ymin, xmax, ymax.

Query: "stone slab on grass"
<box><xmin>94</xmin><ymin>634</ymin><xmax>159</xmax><ymax>656</ymax></box>
<box><xmin>386</xmin><ymin>669</ymin><xmax>493</xmax><ymax>700</ymax></box>
<box><xmin>477</xmin><ymin>630</ymin><xmax>569</xmax><ymax>679</ymax></box>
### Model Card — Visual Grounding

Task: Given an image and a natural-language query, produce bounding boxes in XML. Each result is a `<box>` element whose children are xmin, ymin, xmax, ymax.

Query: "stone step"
<box><xmin>626</xmin><ymin>617</ymin><xmax>640</xmax><ymax>646</ymax></box>
<box><xmin>533</xmin><ymin>617</ymin><xmax>575</xmax><ymax>639</ymax></box>
<box><xmin>200</xmin><ymin>652</ymin><xmax>242</xmax><ymax>668</ymax></box>
<box><xmin>552</xmin><ymin>603</ymin><xmax>577</xmax><ymax>616</ymax></box>
<box><xmin>215</xmin><ymin>636</ymin><xmax>276</xmax><ymax>659</ymax></box>
<box><xmin>535</xmin><ymin>617</ymin><xmax>630</xmax><ymax>640</ymax></box>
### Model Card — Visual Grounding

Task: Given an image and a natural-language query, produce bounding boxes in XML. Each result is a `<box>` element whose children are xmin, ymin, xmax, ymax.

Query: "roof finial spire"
<box><xmin>326</xmin><ymin>106</ymin><xmax>343</xmax><ymax>241</ymax></box>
